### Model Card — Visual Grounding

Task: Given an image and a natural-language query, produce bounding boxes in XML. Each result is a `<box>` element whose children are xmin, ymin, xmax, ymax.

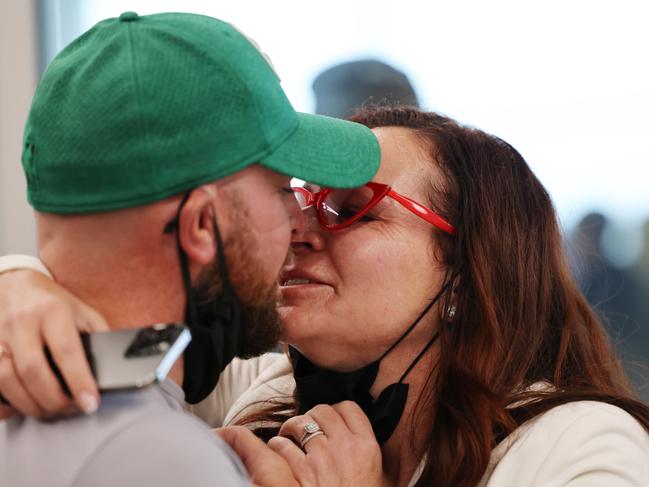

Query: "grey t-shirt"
<box><xmin>0</xmin><ymin>380</ymin><xmax>250</xmax><ymax>487</ymax></box>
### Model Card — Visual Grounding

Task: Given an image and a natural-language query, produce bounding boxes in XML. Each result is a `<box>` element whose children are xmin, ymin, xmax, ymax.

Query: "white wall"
<box><xmin>0</xmin><ymin>0</ymin><xmax>38</xmax><ymax>254</ymax></box>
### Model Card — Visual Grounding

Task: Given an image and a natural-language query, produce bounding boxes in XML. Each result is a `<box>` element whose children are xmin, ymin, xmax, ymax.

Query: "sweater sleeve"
<box><xmin>0</xmin><ymin>254</ymin><xmax>53</xmax><ymax>278</ymax></box>
<box><xmin>186</xmin><ymin>353</ymin><xmax>286</xmax><ymax>427</ymax></box>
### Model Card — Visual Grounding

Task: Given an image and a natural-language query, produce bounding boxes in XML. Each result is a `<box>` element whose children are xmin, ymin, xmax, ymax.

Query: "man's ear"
<box><xmin>177</xmin><ymin>186</ymin><xmax>231</xmax><ymax>266</ymax></box>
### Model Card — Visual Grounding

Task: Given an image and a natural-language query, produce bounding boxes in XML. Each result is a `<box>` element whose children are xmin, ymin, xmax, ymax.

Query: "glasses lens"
<box><xmin>320</xmin><ymin>186</ymin><xmax>376</xmax><ymax>227</ymax></box>
<box><xmin>292</xmin><ymin>189</ymin><xmax>310</xmax><ymax>209</ymax></box>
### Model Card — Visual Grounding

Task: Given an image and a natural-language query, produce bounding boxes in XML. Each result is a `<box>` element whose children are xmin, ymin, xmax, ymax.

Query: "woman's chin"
<box><xmin>278</xmin><ymin>305</ymin><xmax>308</xmax><ymax>342</ymax></box>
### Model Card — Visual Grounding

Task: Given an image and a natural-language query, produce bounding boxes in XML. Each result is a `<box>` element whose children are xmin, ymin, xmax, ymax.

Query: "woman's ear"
<box><xmin>177</xmin><ymin>185</ymin><xmax>230</xmax><ymax>266</ymax></box>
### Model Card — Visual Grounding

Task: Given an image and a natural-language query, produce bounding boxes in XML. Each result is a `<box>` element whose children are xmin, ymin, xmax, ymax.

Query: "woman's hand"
<box><xmin>217</xmin><ymin>426</ymin><xmax>300</xmax><ymax>487</ymax></box>
<box><xmin>268</xmin><ymin>401</ymin><xmax>388</xmax><ymax>487</ymax></box>
<box><xmin>0</xmin><ymin>270</ymin><xmax>107</xmax><ymax>419</ymax></box>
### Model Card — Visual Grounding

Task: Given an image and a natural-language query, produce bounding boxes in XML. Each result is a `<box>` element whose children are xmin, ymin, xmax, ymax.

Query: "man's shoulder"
<box><xmin>73</xmin><ymin>398</ymin><xmax>249</xmax><ymax>486</ymax></box>
<box><xmin>2</xmin><ymin>384</ymin><xmax>249</xmax><ymax>487</ymax></box>
<box><xmin>97</xmin><ymin>384</ymin><xmax>231</xmax><ymax>451</ymax></box>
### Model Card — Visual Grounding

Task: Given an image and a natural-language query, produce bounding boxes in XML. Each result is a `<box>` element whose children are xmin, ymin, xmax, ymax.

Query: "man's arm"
<box><xmin>0</xmin><ymin>256</ymin><xmax>107</xmax><ymax>418</ymax></box>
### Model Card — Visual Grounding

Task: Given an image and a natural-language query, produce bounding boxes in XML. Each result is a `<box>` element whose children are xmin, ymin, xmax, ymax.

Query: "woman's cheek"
<box><xmin>336</xmin><ymin>235</ymin><xmax>391</xmax><ymax>280</ymax></box>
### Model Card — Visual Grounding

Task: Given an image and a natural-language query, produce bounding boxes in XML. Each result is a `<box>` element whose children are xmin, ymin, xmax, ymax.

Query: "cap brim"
<box><xmin>260</xmin><ymin>112</ymin><xmax>380</xmax><ymax>188</ymax></box>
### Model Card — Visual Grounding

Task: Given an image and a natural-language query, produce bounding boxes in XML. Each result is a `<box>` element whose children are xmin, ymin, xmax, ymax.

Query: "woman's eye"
<box><xmin>339</xmin><ymin>208</ymin><xmax>358</xmax><ymax>219</ymax></box>
<box><xmin>339</xmin><ymin>207</ymin><xmax>376</xmax><ymax>222</ymax></box>
<box><xmin>281</xmin><ymin>187</ymin><xmax>294</xmax><ymax>195</ymax></box>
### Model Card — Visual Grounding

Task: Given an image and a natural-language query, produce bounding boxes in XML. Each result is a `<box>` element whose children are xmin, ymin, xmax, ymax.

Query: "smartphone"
<box><xmin>0</xmin><ymin>323</ymin><xmax>191</xmax><ymax>405</ymax></box>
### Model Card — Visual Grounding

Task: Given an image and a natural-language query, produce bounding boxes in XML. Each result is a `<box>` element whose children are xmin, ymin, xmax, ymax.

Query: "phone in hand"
<box><xmin>0</xmin><ymin>323</ymin><xmax>191</xmax><ymax>405</ymax></box>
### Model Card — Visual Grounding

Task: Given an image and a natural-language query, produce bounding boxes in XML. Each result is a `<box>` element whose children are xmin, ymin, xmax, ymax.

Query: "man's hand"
<box><xmin>217</xmin><ymin>426</ymin><xmax>300</xmax><ymax>487</ymax></box>
<box><xmin>0</xmin><ymin>269</ymin><xmax>107</xmax><ymax>419</ymax></box>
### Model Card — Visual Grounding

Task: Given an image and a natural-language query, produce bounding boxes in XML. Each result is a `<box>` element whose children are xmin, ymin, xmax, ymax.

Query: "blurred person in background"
<box><xmin>2</xmin><ymin>106</ymin><xmax>649</xmax><ymax>487</ymax></box>
<box><xmin>568</xmin><ymin>212</ymin><xmax>631</xmax><ymax>325</ymax></box>
<box><xmin>568</xmin><ymin>212</ymin><xmax>649</xmax><ymax>401</ymax></box>
<box><xmin>312</xmin><ymin>59</ymin><xmax>419</xmax><ymax>119</ymax></box>
<box><xmin>627</xmin><ymin>218</ymin><xmax>649</xmax><ymax>400</ymax></box>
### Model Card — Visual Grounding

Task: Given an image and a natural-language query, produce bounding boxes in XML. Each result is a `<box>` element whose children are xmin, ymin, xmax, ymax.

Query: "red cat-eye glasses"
<box><xmin>292</xmin><ymin>182</ymin><xmax>456</xmax><ymax>235</ymax></box>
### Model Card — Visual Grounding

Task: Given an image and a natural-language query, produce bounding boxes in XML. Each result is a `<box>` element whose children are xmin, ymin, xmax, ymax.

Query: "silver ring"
<box><xmin>299</xmin><ymin>421</ymin><xmax>326</xmax><ymax>449</ymax></box>
<box><xmin>300</xmin><ymin>430</ymin><xmax>325</xmax><ymax>449</ymax></box>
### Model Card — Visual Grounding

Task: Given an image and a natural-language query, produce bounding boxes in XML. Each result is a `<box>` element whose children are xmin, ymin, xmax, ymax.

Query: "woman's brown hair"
<box><xmin>238</xmin><ymin>106</ymin><xmax>649</xmax><ymax>486</ymax></box>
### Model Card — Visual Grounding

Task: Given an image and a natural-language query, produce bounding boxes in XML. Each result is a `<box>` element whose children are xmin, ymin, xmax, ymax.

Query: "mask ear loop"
<box><xmin>377</xmin><ymin>280</ymin><xmax>453</xmax><ymax>363</ymax></box>
<box><xmin>397</xmin><ymin>332</ymin><xmax>440</xmax><ymax>383</ymax></box>
<box><xmin>164</xmin><ymin>191</ymin><xmax>197</xmax><ymax>324</ymax></box>
<box><xmin>163</xmin><ymin>192</ymin><xmax>234</xmax><ymax>321</ymax></box>
<box><xmin>209</xmin><ymin>207</ymin><xmax>232</xmax><ymax>290</ymax></box>
<box><xmin>208</xmin><ymin>207</ymin><xmax>241</xmax><ymax>332</ymax></box>
<box><xmin>380</xmin><ymin>271</ymin><xmax>461</xmax><ymax>383</ymax></box>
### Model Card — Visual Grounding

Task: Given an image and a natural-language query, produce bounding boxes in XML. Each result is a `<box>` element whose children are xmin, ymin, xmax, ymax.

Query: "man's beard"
<box><xmin>192</xmin><ymin>213</ymin><xmax>283</xmax><ymax>359</ymax></box>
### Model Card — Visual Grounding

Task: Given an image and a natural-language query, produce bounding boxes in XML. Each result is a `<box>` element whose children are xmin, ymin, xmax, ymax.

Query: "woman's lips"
<box><xmin>279</xmin><ymin>268</ymin><xmax>329</xmax><ymax>287</ymax></box>
<box><xmin>282</xmin><ymin>278</ymin><xmax>315</xmax><ymax>286</ymax></box>
<box><xmin>280</xmin><ymin>279</ymin><xmax>331</xmax><ymax>291</ymax></box>
<box><xmin>279</xmin><ymin>276</ymin><xmax>333</xmax><ymax>302</ymax></box>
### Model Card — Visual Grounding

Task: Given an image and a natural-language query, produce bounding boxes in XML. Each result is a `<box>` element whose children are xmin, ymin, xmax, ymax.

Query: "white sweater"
<box><xmin>190</xmin><ymin>353</ymin><xmax>649</xmax><ymax>487</ymax></box>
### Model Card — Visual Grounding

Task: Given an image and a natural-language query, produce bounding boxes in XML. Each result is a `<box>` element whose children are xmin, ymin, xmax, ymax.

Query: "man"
<box><xmin>0</xmin><ymin>11</ymin><xmax>379</xmax><ymax>487</ymax></box>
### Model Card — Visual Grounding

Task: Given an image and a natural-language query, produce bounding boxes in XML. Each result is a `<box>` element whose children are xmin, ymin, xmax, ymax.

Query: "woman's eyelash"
<box><xmin>341</xmin><ymin>208</ymin><xmax>376</xmax><ymax>222</ymax></box>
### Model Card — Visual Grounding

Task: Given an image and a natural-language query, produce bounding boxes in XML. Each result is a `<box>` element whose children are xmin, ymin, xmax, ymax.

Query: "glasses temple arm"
<box><xmin>388</xmin><ymin>190</ymin><xmax>456</xmax><ymax>236</ymax></box>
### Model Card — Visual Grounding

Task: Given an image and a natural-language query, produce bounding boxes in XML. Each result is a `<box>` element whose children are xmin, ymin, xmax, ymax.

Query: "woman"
<box><xmin>2</xmin><ymin>107</ymin><xmax>648</xmax><ymax>486</ymax></box>
<box><xmin>210</xmin><ymin>106</ymin><xmax>649</xmax><ymax>486</ymax></box>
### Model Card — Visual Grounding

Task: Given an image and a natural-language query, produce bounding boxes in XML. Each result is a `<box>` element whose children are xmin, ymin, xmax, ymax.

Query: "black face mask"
<box><xmin>164</xmin><ymin>192</ymin><xmax>245</xmax><ymax>404</ymax></box>
<box><xmin>290</xmin><ymin>284</ymin><xmax>448</xmax><ymax>443</ymax></box>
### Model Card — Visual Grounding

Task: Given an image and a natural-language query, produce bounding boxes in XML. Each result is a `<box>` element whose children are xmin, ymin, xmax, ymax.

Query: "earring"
<box><xmin>446</xmin><ymin>305</ymin><xmax>457</xmax><ymax>321</ymax></box>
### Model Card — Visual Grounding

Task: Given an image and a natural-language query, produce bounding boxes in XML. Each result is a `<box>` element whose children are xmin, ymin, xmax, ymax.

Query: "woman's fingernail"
<box><xmin>78</xmin><ymin>391</ymin><xmax>99</xmax><ymax>414</ymax></box>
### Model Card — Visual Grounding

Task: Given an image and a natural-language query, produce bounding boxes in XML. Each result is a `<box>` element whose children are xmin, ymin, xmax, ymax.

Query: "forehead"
<box><xmin>371</xmin><ymin>127</ymin><xmax>438</xmax><ymax>197</ymax></box>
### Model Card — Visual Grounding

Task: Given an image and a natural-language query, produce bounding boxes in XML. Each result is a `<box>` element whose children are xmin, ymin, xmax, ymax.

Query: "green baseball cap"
<box><xmin>22</xmin><ymin>12</ymin><xmax>380</xmax><ymax>213</ymax></box>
